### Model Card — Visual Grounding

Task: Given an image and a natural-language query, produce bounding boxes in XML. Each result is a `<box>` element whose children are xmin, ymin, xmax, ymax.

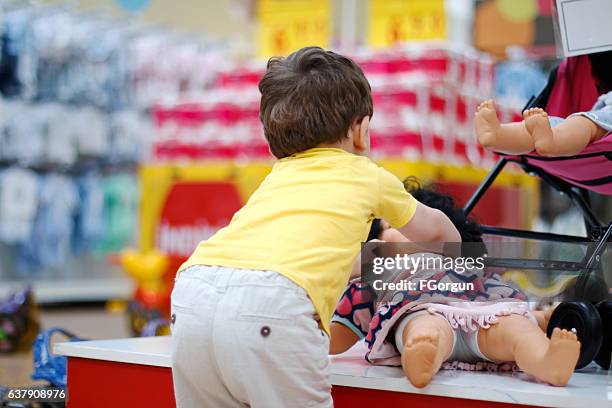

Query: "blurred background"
<box><xmin>0</xmin><ymin>0</ymin><xmax>609</xmax><ymax>388</ymax></box>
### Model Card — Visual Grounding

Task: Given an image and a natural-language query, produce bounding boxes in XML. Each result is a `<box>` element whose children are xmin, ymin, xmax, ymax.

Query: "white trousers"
<box><xmin>171</xmin><ymin>265</ymin><xmax>332</xmax><ymax>408</ymax></box>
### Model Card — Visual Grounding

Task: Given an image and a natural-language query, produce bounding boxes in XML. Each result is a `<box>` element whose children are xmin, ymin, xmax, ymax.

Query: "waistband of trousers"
<box><xmin>177</xmin><ymin>264</ymin><xmax>303</xmax><ymax>294</ymax></box>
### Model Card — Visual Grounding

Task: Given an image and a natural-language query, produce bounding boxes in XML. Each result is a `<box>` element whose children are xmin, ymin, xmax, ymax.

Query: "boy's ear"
<box><xmin>353</xmin><ymin>116</ymin><xmax>370</xmax><ymax>154</ymax></box>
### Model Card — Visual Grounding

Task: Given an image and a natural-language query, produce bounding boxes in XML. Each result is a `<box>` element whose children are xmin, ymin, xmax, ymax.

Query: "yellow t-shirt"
<box><xmin>179</xmin><ymin>147</ymin><xmax>417</xmax><ymax>335</ymax></box>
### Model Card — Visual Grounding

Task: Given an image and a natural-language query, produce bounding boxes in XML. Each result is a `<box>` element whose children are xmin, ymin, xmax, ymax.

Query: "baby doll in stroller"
<box><xmin>330</xmin><ymin>180</ymin><xmax>581</xmax><ymax>388</ymax></box>
<box><xmin>474</xmin><ymin>51</ymin><xmax>612</xmax><ymax>157</ymax></box>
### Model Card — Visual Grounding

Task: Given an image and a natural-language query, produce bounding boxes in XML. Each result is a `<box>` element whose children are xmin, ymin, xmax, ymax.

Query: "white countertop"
<box><xmin>56</xmin><ymin>337</ymin><xmax>612</xmax><ymax>408</ymax></box>
<box><xmin>56</xmin><ymin>336</ymin><xmax>172</xmax><ymax>368</ymax></box>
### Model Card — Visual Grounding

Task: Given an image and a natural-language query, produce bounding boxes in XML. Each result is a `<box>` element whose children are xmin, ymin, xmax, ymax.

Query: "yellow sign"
<box><xmin>257</xmin><ymin>0</ymin><xmax>331</xmax><ymax>58</ymax></box>
<box><xmin>368</xmin><ymin>0</ymin><xmax>447</xmax><ymax>47</ymax></box>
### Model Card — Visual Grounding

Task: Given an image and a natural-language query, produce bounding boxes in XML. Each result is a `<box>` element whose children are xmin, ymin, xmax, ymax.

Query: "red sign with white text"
<box><xmin>156</xmin><ymin>182</ymin><xmax>244</xmax><ymax>276</ymax></box>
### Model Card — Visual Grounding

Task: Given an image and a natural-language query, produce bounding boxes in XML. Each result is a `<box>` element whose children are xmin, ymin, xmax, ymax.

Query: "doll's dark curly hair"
<box><xmin>588</xmin><ymin>50</ymin><xmax>612</xmax><ymax>95</ymax></box>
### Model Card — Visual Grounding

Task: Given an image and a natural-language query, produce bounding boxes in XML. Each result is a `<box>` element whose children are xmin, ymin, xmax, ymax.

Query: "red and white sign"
<box><xmin>155</xmin><ymin>182</ymin><xmax>243</xmax><ymax>259</ymax></box>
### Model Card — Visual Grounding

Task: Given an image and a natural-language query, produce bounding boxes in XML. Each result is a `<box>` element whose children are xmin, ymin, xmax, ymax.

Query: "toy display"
<box><xmin>151</xmin><ymin>46</ymin><xmax>500</xmax><ymax>164</ymax></box>
<box><xmin>330</xmin><ymin>183</ymin><xmax>583</xmax><ymax>388</ymax></box>
<box><xmin>462</xmin><ymin>53</ymin><xmax>611</xmax><ymax>380</ymax></box>
<box><xmin>0</xmin><ymin>287</ymin><xmax>39</xmax><ymax>353</ymax></box>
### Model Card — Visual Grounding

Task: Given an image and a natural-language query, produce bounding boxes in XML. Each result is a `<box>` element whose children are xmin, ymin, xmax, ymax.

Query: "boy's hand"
<box><xmin>396</xmin><ymin>202</ymin><xmax>461</xmax><ymax>252</ymax></box>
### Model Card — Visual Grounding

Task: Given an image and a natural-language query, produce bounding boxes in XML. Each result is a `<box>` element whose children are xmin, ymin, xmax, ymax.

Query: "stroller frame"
<box><xmin>463</xmin><ymin>155</ymin><xmax>611</xmax><ymax>296</ymax></box>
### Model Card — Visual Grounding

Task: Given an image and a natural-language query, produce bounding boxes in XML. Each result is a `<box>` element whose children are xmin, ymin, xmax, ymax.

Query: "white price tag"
<box><xmin>556</xmin><ymin>0</ymin><xmax>612</xmax><ymax>56</ymax></box>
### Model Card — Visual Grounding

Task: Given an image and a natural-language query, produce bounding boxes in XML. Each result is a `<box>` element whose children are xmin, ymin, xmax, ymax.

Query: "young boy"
<box><xmin>170</xmin><ymin>46</ymin><xmax>460</xmax><ymax>408</ymax></box>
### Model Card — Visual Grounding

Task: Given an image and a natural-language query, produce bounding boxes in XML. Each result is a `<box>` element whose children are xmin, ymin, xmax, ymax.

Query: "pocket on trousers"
<box><xmin>234</xmin><ymin>284</ymin><xmax>308</xmax><ymax>324</ymax></box>
<box><xmin>171</xmin><ymin>277</ymin><xmax>201</xmax><ymax>316</ymax></box>
<box><xmin>171</xmin><ymin>303</ymin><xmax>194</xmax><ymax>314</ymax></box>
<box><xmin>237</xmin><ymin>312</ymin><xmax>294</xmax><ymax>323</ymax></box>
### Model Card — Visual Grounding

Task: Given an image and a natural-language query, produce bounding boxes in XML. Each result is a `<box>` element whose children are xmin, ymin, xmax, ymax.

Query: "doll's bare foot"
<box><xmin>524</xmin><ymin>108</ymin><xmax>555</xmax><ymax>156</ymax></box>
<box><xmin>537</xmin><ymin>328</ymin><xmax>580</xmax><ymax>386</ymax></box>
<box><xmin>474</xmin><ymin>100</ymin><xmax>501</xmax><ymax>149</ymax></box>
<box><xmin>402</xmin><ymin>332</ymin><xmax>445</xmax><ymax>388</ymax></box>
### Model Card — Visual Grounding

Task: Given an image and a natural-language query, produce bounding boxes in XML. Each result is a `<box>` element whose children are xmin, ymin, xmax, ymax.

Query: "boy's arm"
<box><xmin>397</xmin><ymin>202</ymin><xmax>461</xmax><ymax>245</ymax></box>
<box><xmin>377</xmin><ymin>168</ymin><xmax>461</xmax><ymax>249</ymax></box>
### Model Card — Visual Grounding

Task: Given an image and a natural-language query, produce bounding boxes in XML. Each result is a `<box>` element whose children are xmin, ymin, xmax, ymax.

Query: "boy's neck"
<box><xmin>316</xmin><ymin>139</ymin><xmax>367</xmax><ymax>156</ymax></box>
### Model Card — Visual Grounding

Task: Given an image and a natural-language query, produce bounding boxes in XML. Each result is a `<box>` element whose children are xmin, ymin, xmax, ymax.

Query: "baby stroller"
<box><xmin>463</xmin><ymin>55</ymin><xmax>611</xmax><ymax>370</ymax></box>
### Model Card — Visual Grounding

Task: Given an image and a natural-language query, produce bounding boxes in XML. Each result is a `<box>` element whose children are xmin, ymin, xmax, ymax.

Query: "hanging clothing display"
<box><xmin>0</xmin><ymin>166</ymin><xmax>39</xmax><ymax>244</ymax></box>
<box><xmin>73</xmin><ymin>172</ymin><xmax>106</xmax><ymax>253</ymax></box>
<box><xmin>17</xmin><ymin>173</ymin><xmax>78</xmax><ymax>271</ymax></box>
<box><xmin>98</xmin><ymin>173</ymin><xmax>139</xmax><ymax>253</ymax></box>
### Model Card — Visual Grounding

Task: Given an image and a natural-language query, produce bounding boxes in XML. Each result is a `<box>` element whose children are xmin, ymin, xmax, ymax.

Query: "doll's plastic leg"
<box><xmin>525</xmin><ymin>110</ymin><xmax>605</xmax><ymax>157</ymax></box>
<box><xmin>400</xmin><ymin>314</ymin><xmax>454</xmax><ymax>388</ymax></box>
<box><xmin>533</xmin><ymin>303</ymin><xmax>558</xmax><ymax>332</ymax></box>
<box><xmin>474</xmin><ymin>100</ymin><xmax>535</xmax><ymax>155</ymax></box>
<box><xmin>477</xmin><ymin>315</ymin><xmax>580</xmax><ymax>386</ymax></box>
<box><xmin>329</xmin><ymin>322</ymin><xmax>360</xmax><ymax>355</ymax></box>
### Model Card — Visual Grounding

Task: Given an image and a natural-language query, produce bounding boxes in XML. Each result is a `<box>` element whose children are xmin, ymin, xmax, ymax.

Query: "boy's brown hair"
<box><xmin>258</xmin><ymin>47</ymin><xmax>373</xmax><ymax>158</ymax></box>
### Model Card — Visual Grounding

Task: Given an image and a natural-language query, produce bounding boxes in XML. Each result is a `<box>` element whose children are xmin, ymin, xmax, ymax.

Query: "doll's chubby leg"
<box><xmin>533</xmin><ymin>303</ymin><xmax>558</xmax><ymax>332</ymax></box>
<box><xmin>398</xmin><ymin>313</ymin><xmax>454</xmax><ymax>388</ymax></box>
<box><xmin>474</xmin><ymin>100</ymin><xmax>535</xmax><ymax>155</ymax></box>
<box><xmin>524</xmin><ymin>108</ymin><xmax>607</xmax><ymax>157</ymax></box>
<box><xmin>477</xmin><ymin>314</ymin><xmax>580</xmax><ymax>386</ymax></box>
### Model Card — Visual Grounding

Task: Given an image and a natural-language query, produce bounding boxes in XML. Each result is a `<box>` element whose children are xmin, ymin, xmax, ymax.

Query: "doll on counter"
<box><xmin>330</xmin><ymin>179</ymin><xmax>579</xmax><ymax>388</ymax></box>
<box><xmin>474</xmin><ymin>51</ymin><xmax>612</xmax><ymax>157</ymax></box>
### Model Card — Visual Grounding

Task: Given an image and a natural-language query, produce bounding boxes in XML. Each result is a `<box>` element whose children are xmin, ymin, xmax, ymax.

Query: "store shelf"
<box><xmin>0</xmin><ymin>268</ymin><xmax>133</xmax><ymax>304</ymax></box>
<box><xmin>55</xmin><ymin>337</ymin><xmax>612</xmax><ymax>408</ymax></box>
<box><xmin>56</xmin><ymin>336</ymin><xmax>170</xmax><ymax>367</ymax></box>
<box><xmin>330</xmin><ymin>342</ymin><xmax>612</xmax><ymax>408</ymax></box>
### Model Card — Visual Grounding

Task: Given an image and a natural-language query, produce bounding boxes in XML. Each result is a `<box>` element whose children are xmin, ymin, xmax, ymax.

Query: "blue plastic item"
<box><xmin>32</xmin><ymin>328</ymin><xmax>85</xmax><ymax>387</ymax></box>
<box><xmin>141</xmin><ymin>318</ymin><xmax>170</xmax><ymax>337</ymax></box>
